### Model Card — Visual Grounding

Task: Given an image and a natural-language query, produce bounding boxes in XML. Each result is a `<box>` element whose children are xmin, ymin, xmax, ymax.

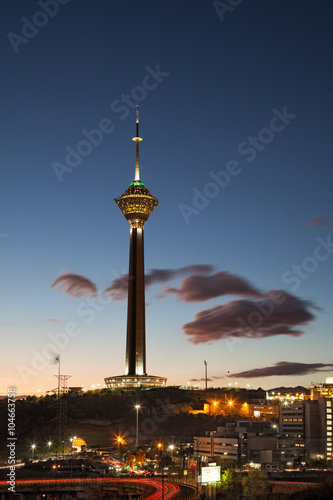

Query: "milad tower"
<box><xmin>105</xmin><ymin>107</ymin><xmax>166</xmax><ymax>389</ymax></box>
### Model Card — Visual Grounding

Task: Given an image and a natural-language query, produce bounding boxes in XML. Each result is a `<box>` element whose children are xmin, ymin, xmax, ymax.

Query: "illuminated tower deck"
<box><xmin>105</xmin><ymin>107</ymin><xmax>166</xmax><ymax>389</ymax></box>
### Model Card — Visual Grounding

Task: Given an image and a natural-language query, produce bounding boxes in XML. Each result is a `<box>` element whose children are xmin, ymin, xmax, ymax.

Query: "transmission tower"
<box><xmin>54</xmin><ymin>355</ymin><xmax>71</xmax><ymax>457</ymax></box>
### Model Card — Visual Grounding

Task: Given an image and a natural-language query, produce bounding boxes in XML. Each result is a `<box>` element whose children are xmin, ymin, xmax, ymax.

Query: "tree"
<box><xmin>242</xmin><ymin>470</ymin><xmax>269</xmax><ymax>499</ymax></box>
<box><xmin>136</xmin><ymin>449</ymin><xmax>146</xmax><ymax>466</ymax></box>
<box><xmin>125</xmin><ymin>454</ymin><xmax>136</xmax><ymax>467</ymax></box>
<box><xmin>221</xmin><ymin>468</ymin><xmax>239</xmax><ymax>497</ymax></box>
<box><xmin>221</xmin><ymin>458</ymin><xmax>237</xmax><ymax>470</ymax></box>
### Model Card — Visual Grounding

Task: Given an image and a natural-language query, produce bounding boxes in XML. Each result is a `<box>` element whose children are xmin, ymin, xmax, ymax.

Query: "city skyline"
<box><xmin>1</xmin><ymin>1</ymin><xmax>333</xmax><ymax>395</ymax></box>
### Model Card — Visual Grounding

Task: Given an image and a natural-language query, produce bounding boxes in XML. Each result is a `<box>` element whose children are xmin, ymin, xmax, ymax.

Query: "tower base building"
<box><xmin>105</xmin><ymin>374</ymin><xmax>166</xmax><ymax>389</ymax></box>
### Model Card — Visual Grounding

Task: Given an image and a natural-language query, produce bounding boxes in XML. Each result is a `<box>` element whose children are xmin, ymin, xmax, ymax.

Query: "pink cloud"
<box><xmin>183</xmin><ymin>291</ymin><xmax>315</xmax><ymax>344</ymax></box>
<box><xmin>51</xmin><ymin>273</ymin><xmax>97</xmax><ymax>298</ymax></box>
<box><xmin>164</xmin><ymin>270</ymin><xmax>262</xmax><ymax>302</ymax></box>
<box><xmin>229</xmin><ymin>361</ymin><xmax>333</xmax><ymax>378</ymax></box>
<box><xmin>307</xmin><ymin>216</ymin><xmax>331</xmax><ymax>228</ymax></box>
<box><xmin>104</xmin><ymin>265</ymin><xmax>214</xmax><ymax>300</ymax></box>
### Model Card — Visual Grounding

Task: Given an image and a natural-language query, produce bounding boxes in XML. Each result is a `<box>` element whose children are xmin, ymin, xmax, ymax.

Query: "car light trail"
<box><xmin>0</xmin><ymin>477</ymin><xmax>181</xmax><ymax>500</ymax></box>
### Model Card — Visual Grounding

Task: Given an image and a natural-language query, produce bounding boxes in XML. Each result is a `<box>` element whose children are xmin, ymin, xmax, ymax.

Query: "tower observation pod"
<box><xmin>105</xmin><ymin>107</ymin><xmax>166</xmax><ymax>389</ymax></box>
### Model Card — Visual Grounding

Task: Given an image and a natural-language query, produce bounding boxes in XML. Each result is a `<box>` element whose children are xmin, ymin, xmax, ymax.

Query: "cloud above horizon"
<box><xmin>163</xmin><ymin>270</ymin><xmax>262</xmax><ymax>302</ymax></box>
<box><xmin>104</xmin><ymin>264</ymin><xmax>214</xmax><ymax>300</ymax></box>
<box><xmin>307</xmin><ymin>216</ymin><xmax>331</xmax><ymax>228</ymax></box>
<box><xmin>190</xmin><ymin>375</ymin><xmax>225</xmax><ymax>383</ymax></box>
<box><xmin>51</xmin><ymin>273</ymin><xmax>97</xmax><ymax>298</ymax></box>
<box><xmin>183</xmin><ymin>291</ymin><xmax>316</xmax><ymax>344</ymax></box>
<box><xmin>228</xmin><ymin>361</ymin><xmax>333</xmax><ymax>378</ymax></box>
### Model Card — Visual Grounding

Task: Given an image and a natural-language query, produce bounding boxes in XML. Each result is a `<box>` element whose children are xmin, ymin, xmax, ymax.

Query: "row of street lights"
<box><xmin>30</xmin><ymin>436</ymin><xmax>79</xmax><ymax>459</ymax></box>
<box><xmin>30</xmin><ymin>441</ymin><xmax>53</xmax><ymax>459</ymax></box>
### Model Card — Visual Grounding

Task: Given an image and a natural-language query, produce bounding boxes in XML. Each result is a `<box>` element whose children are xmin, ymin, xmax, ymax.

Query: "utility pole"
<box><xmin>204</xmin><ymin>360</ymin><xmax>207</xmax><ymax>390</ymax></box>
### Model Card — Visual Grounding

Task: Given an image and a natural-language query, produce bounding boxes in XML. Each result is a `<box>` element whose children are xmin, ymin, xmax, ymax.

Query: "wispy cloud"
<box><xmin>164</xmin><ymin>270</ymin><xmax>262</xmax><ymax>302</ymax></box>
<box><xmin>228</xmin><ymin>361</ymin><xmax>333</xmax><ymax>378</ymax></box>
<box><xmin>103</xmin><ymin>274</ymin><xmax>130</xmax><ymax>301</ymax></box>
<box><xmin>190</xmin><ymin>375</ymin><xmax>225</xmax><ymax>382</ymax></box>
<box><xmin>51</xmin><ymin>272</ymin><xmax>97</xmax><ymax>298</ymax></box>
<box><xmin>183</xmin><ymin>291</ymin><xmax>316</xmax><ymax>344</ymax></box>
<box><xmin>307</xmin><ymin>216</ymin><xmax>331</xmax><ymax>228</ymax></box>
<box><xmin>103</xmin><ymin>264</ymin><xmax>214</xmax><ymax>300</ymax></box>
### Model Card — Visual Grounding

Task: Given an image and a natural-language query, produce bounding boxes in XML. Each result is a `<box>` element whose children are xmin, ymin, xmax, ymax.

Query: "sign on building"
<box><xmin>201</xmin><ymin>465</ymin><xmax>221</xmax><ymax>483</ymax></box>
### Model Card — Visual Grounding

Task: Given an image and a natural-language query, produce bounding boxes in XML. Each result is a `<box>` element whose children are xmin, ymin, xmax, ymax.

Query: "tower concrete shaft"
<box><xmin>125</xmin><ymin>225</ymin><xmax>146</xmax><ymax>375</ymax></box>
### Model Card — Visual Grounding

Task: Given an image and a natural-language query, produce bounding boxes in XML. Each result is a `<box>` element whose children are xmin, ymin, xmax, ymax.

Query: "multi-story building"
<box><xmin>279</xmin><ymin>398</ymin><xmax>333</xmax><ymax>464</ymax></box>
<box><xmin>324</xmin><ymin>399</ymin><xmax>333</xmax><ymax>462</ymax></box>
<box><xmin>193</xmin><ymin>385</ymin><xmax>333</xmax><ymax>467</ymax></box>
<box><xmin>194</xmin><ymin>421</ymin><xmax>277</xmax><ymax>465</ymax></box>
<box><xmin>306</xmin><ymin>398</ymin><xmax>332</xmax><ymax>462</ymax></box>
<box><xmin>279</xmin><ymin>401</ymin><xmax>305</xmax><ymax>440</ymax></box>
<box><xmin>311</xmin><ymin>377</ymin><xmax>333</xmax><ymax>400</ymax></box>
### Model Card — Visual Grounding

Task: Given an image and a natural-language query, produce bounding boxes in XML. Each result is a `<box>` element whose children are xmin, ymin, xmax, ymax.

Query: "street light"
<box><xmin>31</xmin><ymin>444</ymin><xmax>36</xmax><ymax>460</ymax></box>
<box><xmin>204</xmin><ymin>360</ymin><xmax>207</xmax><ymax>390</ymax></box>
<box><xmin>135</xmin><ymin>405</ymin><xmax>141</xmax><ymax>447</ymax></box>
<box><xmin>116</xmin><ymin>435</ymin><xmax>125</xmax><ymax>460</ymax></box>
<box><xmin>157</xmin><ymin>443</ymin><xmax>164</xmax><ymax>470</ymax></box>
<box><xmin>158</xmin><ymin>443</ymin><xmax>165</xmax><ymax>500</ymax></box>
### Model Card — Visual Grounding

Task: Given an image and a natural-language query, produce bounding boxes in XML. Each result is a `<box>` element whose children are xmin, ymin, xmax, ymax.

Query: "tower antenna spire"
<box><xmin>132</xmin><ymin>104</ymin><xmax>142</xmax><ymax>181</ymax></box>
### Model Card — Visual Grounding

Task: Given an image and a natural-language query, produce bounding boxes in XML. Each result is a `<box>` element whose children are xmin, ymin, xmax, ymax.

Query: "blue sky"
<box><xmin>1</xmin><ymin>0</ymin><xmax>332</xmax><ymax>395</ymax></box>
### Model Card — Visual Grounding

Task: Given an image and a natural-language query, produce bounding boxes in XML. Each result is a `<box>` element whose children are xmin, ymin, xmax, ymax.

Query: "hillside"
<box><xmin>0</xmin><ymin>386</ymin><xmax>266</xmax><ymax>460</ymax></box>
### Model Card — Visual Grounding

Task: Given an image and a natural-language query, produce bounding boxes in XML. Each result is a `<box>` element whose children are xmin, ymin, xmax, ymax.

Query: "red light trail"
<box><xmin>0</xmin><ymin>477</ymin><xmax>181</xmax><ymax>500</ymax></box>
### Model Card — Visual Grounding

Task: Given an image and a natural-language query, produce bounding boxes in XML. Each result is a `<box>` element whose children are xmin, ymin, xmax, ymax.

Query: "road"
<box><xmin>0</xmin><ymin>477</ymin><xmax>183</xmax><ymax>499</ymax></box>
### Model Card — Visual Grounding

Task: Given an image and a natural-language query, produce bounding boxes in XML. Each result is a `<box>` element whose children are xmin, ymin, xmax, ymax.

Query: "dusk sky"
<box><xmin>1</xmin><ymin>1</ymin><xmax>332</xmax><ymax>395</ymax></box>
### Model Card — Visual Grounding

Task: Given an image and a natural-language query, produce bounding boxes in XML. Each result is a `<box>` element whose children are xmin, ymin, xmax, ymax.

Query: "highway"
<box><xmin>0</xmin><ymin>477</ymin><xmax>182</xmax><ymax>499</ymax></box>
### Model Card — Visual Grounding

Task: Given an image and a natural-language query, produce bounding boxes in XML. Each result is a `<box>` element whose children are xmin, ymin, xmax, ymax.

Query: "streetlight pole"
<box><xmin>47</xmin><ymin>441</ymin><xmax>52</xmax><ymax>457</ymax></box>
<box><xmin>31</xmin><ymin>444</ymin><xmax>36</xmax><ymax>460</ymax></box>
<box><xmin>157</xmin><ymin>443</ymin><xmax>164</xmax><ymax>500</ymax></box>
<box><xmin>116</xmin><ymin>437</ymin><xmax>123</xmax><ymax>461</ymax></box>
<box><xmin>135</xmin><ymin>405</ymin><xmax>141</xmax><ymax>448</ymax></box>
<box><xmin>168</xmin><ymin>444</ymin><xmax>174</xmax><ymax>468</ymax></box>
<box><xmin>204</xmin><ymin>360</ymin><xmax>207</xmax><ymax>390</ymax></box>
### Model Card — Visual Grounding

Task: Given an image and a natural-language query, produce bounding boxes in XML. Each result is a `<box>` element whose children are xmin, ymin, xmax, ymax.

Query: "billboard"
<box><xmin>201</xmin><ymin>465</ymin><xmax>221</xmax><ymax>483</ymax></box>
